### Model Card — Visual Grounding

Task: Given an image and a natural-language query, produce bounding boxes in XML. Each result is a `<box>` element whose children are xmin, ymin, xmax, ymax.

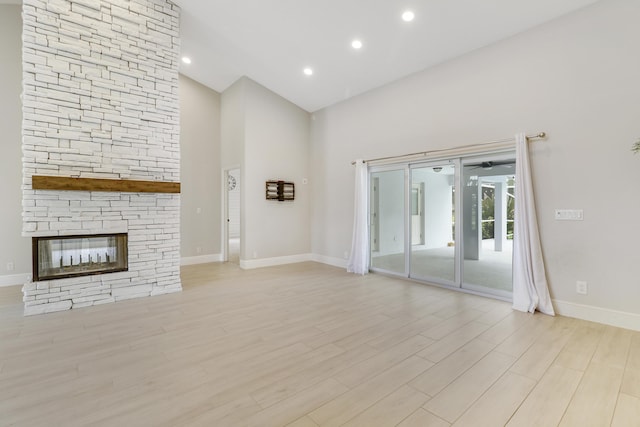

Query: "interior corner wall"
<box><xmin>243</xmin><ymin>78</ymin><xmax>311</xmax><ymax>263</ymax></box>
<box><xmin>310</xmin><ymin>0</ymin><xmax>640</xmax><ymax>318</ymax></box>
<box><xmin>179</xmin><ymin>74</ymin><xmax>221</xmax><ymax>261</ymax></box>
<box><xmin>221</xmin><ymin>77</ymin><xmax>311</xmax><ymax>265</ymax></box>
<box><xmin>220</xmin><ymin>78</ymin><xmax>246</xmax><ymax>170</ymax></box>
<box><xmin>0</xmin><ymin>5</ymin><xmax>31</xmax><ymax>284</ymax></box>
<box><xmin>221</xmin><ymin>78</ymin><xmax>246</xmax><ymax>258</ymax></box>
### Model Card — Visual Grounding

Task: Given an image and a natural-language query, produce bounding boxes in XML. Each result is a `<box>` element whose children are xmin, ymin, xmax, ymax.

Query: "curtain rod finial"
<box><xmin>537</xmin><ymin>132</ymin><xmax>546</xmax><ymax>139</ymax></box>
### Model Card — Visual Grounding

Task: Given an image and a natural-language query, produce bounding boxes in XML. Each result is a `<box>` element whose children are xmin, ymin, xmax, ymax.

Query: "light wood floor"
<box><xmin>1</xmin><ymin>262</ymin><xmax>639</xmax><ymax>426</ymax></box>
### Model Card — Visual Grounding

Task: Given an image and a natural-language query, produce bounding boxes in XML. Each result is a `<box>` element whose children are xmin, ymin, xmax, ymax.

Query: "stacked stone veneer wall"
<box><xmin>21</xmin><ymin>0</ymin><xmax>181</xmax><ymax>315</ymax></box>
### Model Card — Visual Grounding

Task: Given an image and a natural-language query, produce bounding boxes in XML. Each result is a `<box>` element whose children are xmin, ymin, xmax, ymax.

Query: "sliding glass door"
<box><xmin>369</xmin><ymin>167</ymin><xmax>406</xmax><ymax>275</ymax></box>
<box><xmin>409</xmin><ymin>163</ymin><xmax>457</xmax><ymax>285</ymax></box>
<box><xmin>369</xmin><ymin>153</ymin><xmax>515</xmax><ymax>300</ymax></box>
<box><xmin>461</xmin><ymin>157</ymin><xmax>515</xmax><ymax>297</ymax></box>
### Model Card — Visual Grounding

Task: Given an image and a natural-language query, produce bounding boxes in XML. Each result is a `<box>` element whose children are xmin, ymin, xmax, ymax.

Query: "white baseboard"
<box><xmin>180</xmin><ymin>253</ymin><xmax>223</xmax><ymax>266</ymax></box>
<box><xmin>311</xmin><ymin>253</ymin><xmax>348</xmax><ymax>269</ymax></box>
<box><xmin>0</xmin><ymin>273</ymin><xmax>31</xmax><ymax>287</ymax></box>
<box><xmin>553</xmin><ymin>299</ymin><xmax>640</xmax><ymax>332</ymax></box>
<box><xmin>240</xmin><ymin>253</ymin><xmax>313</xmax><ymax>270</ymax></box>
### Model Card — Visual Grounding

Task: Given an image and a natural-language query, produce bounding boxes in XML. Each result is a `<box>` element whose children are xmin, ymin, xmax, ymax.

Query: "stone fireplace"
<box><xmin>21</xmin><ymin>0</ymin><xmax>182</xmax><ymax>315</ymax></box>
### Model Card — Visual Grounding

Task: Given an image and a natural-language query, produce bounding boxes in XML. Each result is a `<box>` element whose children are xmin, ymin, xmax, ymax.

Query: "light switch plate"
<box><xmin>555</xmin><ymin>209</ymin><xmax>583</xmax><ymax>221</ymax></box>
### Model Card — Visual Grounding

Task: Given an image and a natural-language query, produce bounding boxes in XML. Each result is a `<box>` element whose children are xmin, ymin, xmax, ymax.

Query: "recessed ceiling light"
<box><xmin>351</xmin><ymin>40</ymin><xmax>363</xmax><ymax>49</ymax></box>
<box><xmin>181</xmin><ymin>56</ymin><xmax>192</xmax><ymax>64</ymax></box>
<box><xmin>303</xmin><ymin>67</ymin><xmax>313</xmax><ymax>76</ymax></box>
<box><xmin>402</xmin><ymin>10</ymin><xmax>415</xmax><ymax>22</ymax></box>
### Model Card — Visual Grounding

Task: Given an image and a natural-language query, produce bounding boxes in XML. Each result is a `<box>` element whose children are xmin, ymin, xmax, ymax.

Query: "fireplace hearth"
<box><xmin>33</xmin><ymin>234</ymin><xmax>128</xmax><ymax>282</ymax></box>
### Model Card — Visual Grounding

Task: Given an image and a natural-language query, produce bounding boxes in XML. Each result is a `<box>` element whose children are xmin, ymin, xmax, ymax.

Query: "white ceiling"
<box><xmin>175</xmin><ymin>0</ymin><xmax>599</xmax><ymax>112</ymax></box>
<box><xmin>1</xmin><ymin>0</ymin><xmax>600</xmax><ymax>112</ymax></box>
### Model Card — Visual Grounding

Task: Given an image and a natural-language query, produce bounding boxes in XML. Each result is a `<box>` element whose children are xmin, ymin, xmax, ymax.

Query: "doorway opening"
<box><xmin>225</xmin><ymin>168</ymin><xmax>240</xmax><ymax>264</ymax></box>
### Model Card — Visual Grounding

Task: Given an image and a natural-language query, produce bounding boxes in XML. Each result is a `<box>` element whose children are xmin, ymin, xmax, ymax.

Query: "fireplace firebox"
<box><xmin>32</xmin><ymin>233</ymin><xmax>128</xmax><ymax>282</ymax></box>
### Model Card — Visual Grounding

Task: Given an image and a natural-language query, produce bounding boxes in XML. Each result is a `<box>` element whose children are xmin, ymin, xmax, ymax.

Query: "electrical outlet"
<box><xmin>344</xmin><ymin>251</ymin><xmax>349</xmax><ymax>259</ymax></box>
<box><xmin>6</xmin><ymin>262</ymin><xmax>14</xmax><ymax>271</ymax></box>
<box><xmin>576</xmin><ymin>281</ymin><xmax>588</xmax><ymax>295</ymax></box>
<box><xmin>196</xmin><ymin>247</ymin><xmax>202</xmax><ymax>254</ymax></box>
<box><xmin>196</xmin><ymin>207</ymin><xmax>202</xmax><ymax>214</ymax></box>
<box><xmin>253</xmin><ymin>251</ymin><xmax>258</xmax><ymax>259</ymax></box>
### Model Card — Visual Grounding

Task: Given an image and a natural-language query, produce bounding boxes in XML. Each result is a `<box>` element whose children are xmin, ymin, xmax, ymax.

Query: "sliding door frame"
<box><xmin>368</xmin><ymin>164</ymin><xmax>410</xmax><ymax>278</ymax></box>
<box><xmin>368</xmin><ymin>149</ymin><xmax>516</xmax><ymax>302</ymax></box>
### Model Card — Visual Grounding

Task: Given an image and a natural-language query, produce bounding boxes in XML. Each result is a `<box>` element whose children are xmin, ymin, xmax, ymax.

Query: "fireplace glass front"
<box><xmin>33</xmin><ymin>233</ymin><xmax>128</xmax><ymax>281</ymax></box>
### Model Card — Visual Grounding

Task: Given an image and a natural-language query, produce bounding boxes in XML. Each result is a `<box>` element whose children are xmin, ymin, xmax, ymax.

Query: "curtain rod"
<box><xmin>351</xmin><ymin>132</ymin><xmax>547</xmax><ymax>165</ymax></box>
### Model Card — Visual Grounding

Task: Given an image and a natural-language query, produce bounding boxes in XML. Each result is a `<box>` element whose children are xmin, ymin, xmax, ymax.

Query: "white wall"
<box><xmin>310</xmin><ymin>0</ymin><xmax>640</xmax><ymax>318</ymax></box>
<box><xmin>220</xmin><ymin>78</ymin><xmax>245</xmax><ymax>170</ymax></box>
<box><xmin>0</xmin><ymin>5</ymin><xmax>31</xmax><ymax>285</ymax></box>
<box><xmin>243</xmin><ymin>78</ymin><xmax>311</xmax><ymax>262</ymax></box>
<box><xmin>180</xmin><ymin>74</ymin><xmax>222</xmax><ymax>261</ymax></box>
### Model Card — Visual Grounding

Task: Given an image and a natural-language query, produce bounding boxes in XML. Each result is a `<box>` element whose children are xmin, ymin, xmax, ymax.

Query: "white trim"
<box><xmin>553</xmin><ymin>299</ymin><xmax>640</xmax><ymax>332</ymax></box>
<box><xmin>0</xmin><ymin>273</ymin><xmax>31</xmax><ymax>287</ymax></box>
<box><xmin>240</xmin><ymin>253</ymin><xmax>312</xmax><ymax>270</ymax></box>
<box><xmin>311</xmin><ymin>254</ymin><xmax>348</xmax><ymax>269</ymax></box>
<box><xmin>180</xmin><ymin>253</ymin><xmax>223</xmax><ymax>266</ymax></box>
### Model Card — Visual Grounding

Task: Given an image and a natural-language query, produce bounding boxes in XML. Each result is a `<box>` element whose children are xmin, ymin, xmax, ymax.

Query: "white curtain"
<box><xmin>347</xmin><ymin>160</ymin><xmax>369</xmax><ymax>275</ymax></box>
<box><xmin>513</xmin><ymin>133</ymin><xmax>555</xmax><ymax>315</ymax></box>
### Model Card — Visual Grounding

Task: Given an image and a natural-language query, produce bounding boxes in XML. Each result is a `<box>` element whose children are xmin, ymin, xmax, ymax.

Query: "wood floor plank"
<box><xmin>418</xmin><ymin>320</ymin><xmax>490</xmax><ymax>363</ymax></box>
<box><xmin>250</xmin><ymin>343</ymin><xmax>379</xmax><ymax>409</ymax></box>
<box><xmin>423</xmin><ymin>350</ymin><xmax>516</xmax><ymax>423</ymax></box>
<box><xmin>334</xmin><ymin>334</ymin><xmax>434</xmax><ymax>388</ymax></box>
<box><xmin>246</xmin><ymin>378</ymin><xmax>349</xmax><ymax>427</ymax></box>
<box><xmin>308</xmin><ymin>356</ymin><xmax>433</xmax><ymax>427</ymax></box>
<box><xmin>366</xmin><ymin>314</ymin><xmax>444</xmax><ymax>350</ymax></box>
<box><xmin>331</xmin><ymin>315</ymin><xmax>415</xmax><ymax>350</ymax></box>
<box><xmin>286</xmin><ymin>415</ymin><xmax>320</xmax><ymax>427</ymax></box>
<box><xmin>422</xmin><ymin>309</ymin><xmax>486</xmax><ymax>340</ymax></box>
<box><xmin>559</xmin><ymin>361</ymin><xmax>624</xmax><ymax>426</ymax></box>
<box><xmin>340</xmin><ymin>385</ymin><xmax>430</xmax><ymax>427</ymax></box>
<box><xmin>554</xmin><ymin>321</ymin><xmax>604</xmax><ymax>371</ymax></box>
<box><xmin>509</xmin><ymin>316</ymin><xmax>575</xmax><ymax>380</ymax></box>
<box><xmin>621</xmin><ymin>332</ymin><xmax>640</xmax><ymax>399</ymax></box>
<box><xmin>477</xmin><ymin>310</ymin><xmax>532</xmax><ymax>345</ymax></box>
<box><xmin>160</xmin><ymin>395</ymin><xmax>262</xmax><ymax>427</ymax></box>
<box><xmin>410</xmin><ymin>338</ymin><xmax>495</xmax><ymax>397</ymax></box>
<box><xmin>611</xmin><ymin>393</ymin><xmax>640</xmax><ymax>427</ymax></box>
<box><xmin>591</xmin><ymin>325</ymin><xmax>633</xmax><ymax>369</ymax></box>
<box><xmin>302</xmin><ymin>313</ymin><xmax>392</xmax><ymax>349</ymax></box>
<box><xmin>621</xmin><ymin>367</ymin><xmax>640</xmax><ymax>400</ymax></box>
<box><xmin>397</xmin><ymin>408</ymin><xmax>451</xmax><ymax>427</ymax></box>
<box><xmin>506</xmin><ymin>364</ymin><xmax>583</xmax><ymax>427</ymax></box>
<box><xmin>473</xmin><ymin>302</ymin><xmax>513</xmax><ymax>326</ymax></box>
<box><xmin>493</xmin><ymin>313</ymin><xmax>554</xmax><ymax>358</ymax></box>
<box><xmin>451</xmin><ymin>371</ymin><xmax>536</xmax><ymax>427</ymax></box>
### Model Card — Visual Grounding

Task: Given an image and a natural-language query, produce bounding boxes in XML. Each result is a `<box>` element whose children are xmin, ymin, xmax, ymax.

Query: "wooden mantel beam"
<box><xmin>31</xmin><ymin>175</ymin><xmax>181</xmax><ymax>194</ymax></box>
